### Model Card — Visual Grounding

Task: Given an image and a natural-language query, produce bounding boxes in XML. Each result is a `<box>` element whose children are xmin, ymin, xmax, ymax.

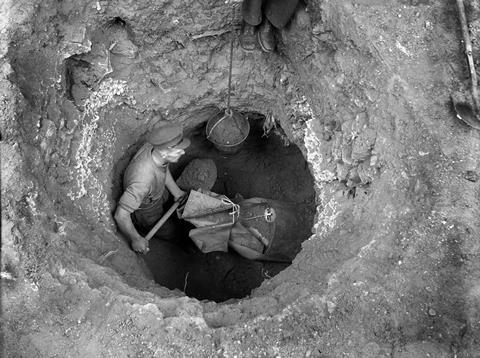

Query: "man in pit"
<box><xmin>114</xmin><ymin>123</ymin><xmax>190</xmax><ymax>254</ymax></box>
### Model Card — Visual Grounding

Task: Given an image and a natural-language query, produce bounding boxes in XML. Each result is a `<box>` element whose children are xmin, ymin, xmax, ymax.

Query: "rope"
<box><xmin>221</xmin><ymin>196</ymin><xmax>240</xmax><ymax>224</ymax></box>
<box><xmin>242</xmin><ymin>207</ymin><xmax>276</xmax><ymax>223</ymax></box>
<box><xmin>206</xmin><ymin>20</ymin><xmax>236</xmax><ymax>140</ymax></box>
<box><xmin>226</xmin><ymin>27</ymin><xmax>234</xmax><ymax>110</ymax></box>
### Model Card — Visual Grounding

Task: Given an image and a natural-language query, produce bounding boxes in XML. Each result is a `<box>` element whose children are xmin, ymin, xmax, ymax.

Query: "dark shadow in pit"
<box><xmin>140</xmin><ymin>114</ymin><xmax>316</xmax><ymax>302</ymax></box>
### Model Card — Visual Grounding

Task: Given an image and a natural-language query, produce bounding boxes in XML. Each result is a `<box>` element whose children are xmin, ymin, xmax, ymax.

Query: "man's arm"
<box><xmin>165</xmin><ymin>167</ymin><xmax>186</xmax><ymax>200</ymax></box>
<box><xmin>114</xmin><ymin>206</ymin><xmax>149</xmax><ymax>254</ymax></box>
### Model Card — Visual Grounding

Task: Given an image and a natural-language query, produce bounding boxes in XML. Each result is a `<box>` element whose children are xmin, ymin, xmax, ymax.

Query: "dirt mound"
<box><xmin>176</xmin><ymin>158</ymin><xmax>218</xmax><ymax>191</ymax></box>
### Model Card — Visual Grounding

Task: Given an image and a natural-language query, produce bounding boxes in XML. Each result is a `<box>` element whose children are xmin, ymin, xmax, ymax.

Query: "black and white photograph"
<box><xmin>1</xmin><ymin>0</ymin><xmax>479</xmax><ymax>357</ymax></box>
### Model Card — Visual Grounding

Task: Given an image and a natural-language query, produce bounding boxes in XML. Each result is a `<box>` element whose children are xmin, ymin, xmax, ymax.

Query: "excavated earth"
<box><xmin>1</xmin><ymin>0</ymin><xmax>480</xmax><ymax>357</ymax></box>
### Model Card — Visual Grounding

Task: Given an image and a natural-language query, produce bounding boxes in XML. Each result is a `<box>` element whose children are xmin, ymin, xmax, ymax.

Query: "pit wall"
<box><xmin>2</xmin><ymin>0</ymin><xmax>480</xmax><ymax>357</ymax></box>
<box><xmin>4</xmin><ymin>0</ymin><xmax>300</xmax><ymax>289</ymax></box>
<box><xmin>8</xmin><ymin>0</ymin><xmax>307</xmax><ymax>227</ymax></box>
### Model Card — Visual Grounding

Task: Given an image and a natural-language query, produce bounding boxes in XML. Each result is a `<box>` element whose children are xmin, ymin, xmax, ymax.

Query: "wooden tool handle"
<box><xmin>246</xmin><ymin>226</ymin><xmax>270</xmax><ymax>247</ymax></box>
<box><xmin>457</xmin><ymin>0</ymin><xmax>480</xmax><ymax>111</ymax></box>
<box><xmin>145</xmin><ymin>200</ymin><xmax>182</xmax><ymax>241</ymax></box>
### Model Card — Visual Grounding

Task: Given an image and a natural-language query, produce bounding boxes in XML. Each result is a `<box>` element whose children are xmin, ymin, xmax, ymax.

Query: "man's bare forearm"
<box><xmin>114</xmin><ymin>208</ymin><xmax>143</xmax><ymax>243</ymax></box>
<box><xmin>165</xmin><ymin>168</ymin><xmax>185</xmax><ymax>199</ymax></box>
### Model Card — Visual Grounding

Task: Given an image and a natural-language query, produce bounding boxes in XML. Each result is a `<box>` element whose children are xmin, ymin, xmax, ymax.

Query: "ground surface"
<box><xmin>1</xmin><ymin>0</ymin><xmax>480</xmax><ymax>357</ymax></box>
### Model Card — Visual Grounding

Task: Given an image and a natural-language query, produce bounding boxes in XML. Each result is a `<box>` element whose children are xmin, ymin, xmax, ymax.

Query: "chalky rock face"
<box><xmin>1</xmin><ymin>0</ymin><xmax>480</xmax><ymax>357</ymax></box>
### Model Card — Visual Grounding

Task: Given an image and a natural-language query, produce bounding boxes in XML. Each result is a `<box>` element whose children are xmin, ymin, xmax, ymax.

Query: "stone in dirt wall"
<box><xmin>2</xmin><ymin>0</ymin><xmax>480</xmax><ymax>357</ymax></box>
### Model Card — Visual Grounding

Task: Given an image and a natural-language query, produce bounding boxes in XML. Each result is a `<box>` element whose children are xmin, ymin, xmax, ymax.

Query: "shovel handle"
<box><xmin>456</xmin><ymin>0</ymin><xmax>480</xmax><ymax>111</ymax></box>
<box><xmin>245</xmin><ymin>226</ymin><xmax>270</xmax><ymax>247</ymax></box>
<box><xmin>145</xmin><ymin>200</ymin><xmax>182</xmax><ymax>241</ymax></box>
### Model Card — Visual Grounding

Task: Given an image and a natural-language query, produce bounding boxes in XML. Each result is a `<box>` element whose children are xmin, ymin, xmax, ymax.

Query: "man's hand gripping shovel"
<box><xmin>137</xmin><ymin>194</ymin><xmax>188</xmax><ymax>254</ymax></box>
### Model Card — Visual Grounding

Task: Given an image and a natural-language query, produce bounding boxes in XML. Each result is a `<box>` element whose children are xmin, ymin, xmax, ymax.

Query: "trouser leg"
<box><xmin>242</xmin><ymin>0</ymin><xmax>263</xmax><ymax>26</ymax></box>
<box><xmin>263</xmin><ymin>0</ymin><xmax>299</xmax><ymax>29</ymax></box>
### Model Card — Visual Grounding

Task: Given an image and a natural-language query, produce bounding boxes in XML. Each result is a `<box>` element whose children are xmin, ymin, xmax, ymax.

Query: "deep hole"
<box><xmin>104</xmin><ymin>16</ymin><xmax>135</xmax><ymax>40</ymax></box>
<box><xmin>122</xmin><ymin>112</ymin><xmax>316</xmax><ymax>302</ymax></box>
<box><xmin>107</xmin><ymin>16</ymin><xmax>127</xmax><ymax>28</ymax></box>
<box><xmin>64</xmin><ymin>57</ymin><xmax>93</xmax><ymax>107</ymax></box>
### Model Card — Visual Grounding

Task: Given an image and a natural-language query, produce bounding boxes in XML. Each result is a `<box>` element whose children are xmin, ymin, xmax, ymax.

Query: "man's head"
<box><xmin>147</xmin><ymin>123</ymin><xmax>190</xmax><ymax>164</ymax></box>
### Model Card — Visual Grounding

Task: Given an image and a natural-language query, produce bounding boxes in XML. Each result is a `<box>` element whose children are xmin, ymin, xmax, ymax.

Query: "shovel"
<box><xmin>452</xmin><ymin>0</ymin><xmax>480</xmax><ymax>130</ymax></box>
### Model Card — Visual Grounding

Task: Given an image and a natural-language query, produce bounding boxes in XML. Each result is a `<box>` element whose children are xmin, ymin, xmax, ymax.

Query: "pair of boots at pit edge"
<box><xmin>240</xmin><ymin>20</ymin><xmax>276</xmax><ymax>53</ymax></box>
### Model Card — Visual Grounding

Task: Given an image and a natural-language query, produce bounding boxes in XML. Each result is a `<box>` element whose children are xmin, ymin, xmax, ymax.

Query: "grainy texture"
<box><xmin>1</xmin><ymin>0</ymin><xmax>480</xmax><ymax>357</ymax></box>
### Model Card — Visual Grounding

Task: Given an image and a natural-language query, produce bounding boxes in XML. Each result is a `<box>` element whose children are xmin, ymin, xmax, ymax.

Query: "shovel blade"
<box><xmin>452</xmin><ymin>98</ymin><xmax>480</xmax><ymax>130</ymax></box>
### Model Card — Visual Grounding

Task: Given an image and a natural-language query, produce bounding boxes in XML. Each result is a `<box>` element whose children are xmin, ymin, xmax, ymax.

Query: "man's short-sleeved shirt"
<box><xmin>118</xmin><ymin>143</ymin><xmax>167</xmax><ymax>213</ymax></box>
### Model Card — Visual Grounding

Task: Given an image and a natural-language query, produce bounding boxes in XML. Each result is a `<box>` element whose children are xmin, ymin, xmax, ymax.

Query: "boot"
<box><xmin>257</xmin><ymin>20</ymin><xmax>276</xmax><ymax>53</ymax></box>
<box><xmin>242</xmin><ymin>0</ymin><xmax>263</xmax><ymax>26</ymax></box>
<box><xmin>239</xmin><ymin>22</ymin><xmax>257</xmax><ymax>52</ymax></box>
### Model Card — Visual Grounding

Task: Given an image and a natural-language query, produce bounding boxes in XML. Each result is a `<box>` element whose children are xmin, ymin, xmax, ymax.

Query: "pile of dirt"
<box><xmin>206</xmin><ymin>110</ymin><xmax>250</xmax><ymax>148</ymax></box>
<box><xmin>176</xmin><ymin>158</ymin><xmax>218</xmax><ymax>191</ymax></box>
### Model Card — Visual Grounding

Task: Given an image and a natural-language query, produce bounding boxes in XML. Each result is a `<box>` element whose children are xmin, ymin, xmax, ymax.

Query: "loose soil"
<box><xmin>2</xmin><ymin>0</ymin><xmax>480</xmax><ymax>357</ymax></box>
<box><xmin>205</xmin><ymin>109</ymin><xmax>250</xmax><ymax>147</ymax></box>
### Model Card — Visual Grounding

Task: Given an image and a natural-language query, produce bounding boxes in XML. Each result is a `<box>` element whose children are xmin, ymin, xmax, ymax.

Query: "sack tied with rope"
<box><xmin>178</xmin><ymin>189</ymin><xmax>299</xmax><ymax>262</ymax></box>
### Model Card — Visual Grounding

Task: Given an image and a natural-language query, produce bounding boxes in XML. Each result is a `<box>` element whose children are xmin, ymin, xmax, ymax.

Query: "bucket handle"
<box><xmin>206</xmin><ymin>109</ymin><xmax>233</xmax><ymax>139</ymax></box>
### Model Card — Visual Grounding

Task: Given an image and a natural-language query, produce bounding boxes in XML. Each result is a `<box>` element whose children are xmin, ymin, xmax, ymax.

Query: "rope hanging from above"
<box><xmin>206</xmin><ymin>16</ymin><xmax>250</xmax><ymax>153</ymax></box>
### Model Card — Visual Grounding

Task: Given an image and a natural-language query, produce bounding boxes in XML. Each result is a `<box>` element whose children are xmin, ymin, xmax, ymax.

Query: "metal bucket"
<box><xmin>206</xmin><ymin>109</ymin><xmax>250</xmax><ymax>154</ymax></box>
